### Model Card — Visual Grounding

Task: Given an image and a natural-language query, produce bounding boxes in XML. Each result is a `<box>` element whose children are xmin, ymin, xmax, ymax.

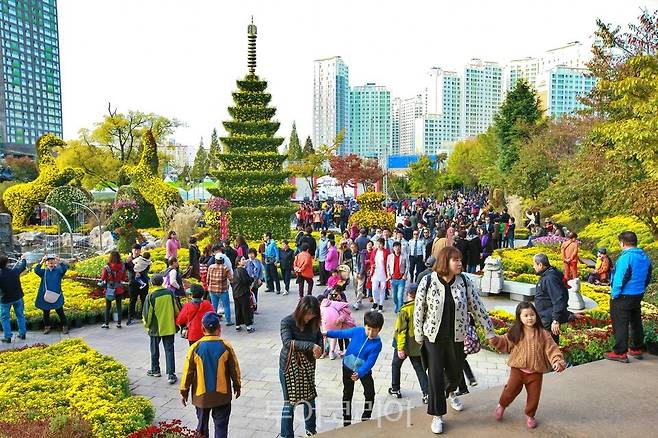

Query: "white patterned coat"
<box><xmin>414</xmin><ymin>272</ymin><xmax>495</xmax><ymax>344</ymax></box>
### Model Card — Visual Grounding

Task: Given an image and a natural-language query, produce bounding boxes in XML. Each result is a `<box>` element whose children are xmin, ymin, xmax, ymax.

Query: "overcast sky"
<box><xmin>58</xmin><ymin>0</ymin><xmax>656</xmax><ymax>153</ymax></box>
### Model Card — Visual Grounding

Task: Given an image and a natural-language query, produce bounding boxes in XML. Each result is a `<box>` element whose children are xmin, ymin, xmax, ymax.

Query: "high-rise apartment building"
<box><xmin>545</xmin><ymin>66</ymin><xmax>596</xmax><ymax>118</ymax></box>
<box><xmin>461</xmin><ymin>59</ymin><xmax>503</xmax><ymax>138</ymax></box>
<box><xmin>313</xmin><ymin>56</ymin><xmax>350</xmax><ymax>154</ymax></box>
<box><xmin>390</xmin><ymin>97</ymin><xmax>400</xmax><ymax>154</ymax></box>
<box><xmin>415</xmin><ymin>68</ymin><xmax>461</xmax><ymax>155</ymax></box>
<box><xmin>0</xmin><ymin>0</ymin><xmax>62</xmax><ymax>156</ymax></box>
<box><xmin>398</xmin><ymin>94</ymin><xmax>424</xmax><ymax>155</ymax></box>
<box><xmin>349</xmin><ymin>83</ymin><xmax>390</xmax><ymax>158</ymax></box>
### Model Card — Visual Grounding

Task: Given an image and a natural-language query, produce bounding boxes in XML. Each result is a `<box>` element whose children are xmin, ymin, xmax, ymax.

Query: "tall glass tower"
<box><xmin>0</xmin><ymin>0</ymin><xmax>62</xmax><ymax>156</ymax></box>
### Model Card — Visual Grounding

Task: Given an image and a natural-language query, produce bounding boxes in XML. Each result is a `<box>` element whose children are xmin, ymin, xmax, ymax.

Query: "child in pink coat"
<box><xmin>320</xmin><ymin>290</ymin><xmax>355</xmax><ymax>360</ymax></box>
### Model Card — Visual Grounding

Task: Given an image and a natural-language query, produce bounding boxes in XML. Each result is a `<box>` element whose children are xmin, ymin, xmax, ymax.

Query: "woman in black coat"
<box><xmin>232</xmin><ymin>256</ymin><xmax>255</xmax><ymax>332</ymax></box>
<box><xmin>465</xmin><ymin>233</ymin><xmax>482</xmax><ymax>273</ymax></box>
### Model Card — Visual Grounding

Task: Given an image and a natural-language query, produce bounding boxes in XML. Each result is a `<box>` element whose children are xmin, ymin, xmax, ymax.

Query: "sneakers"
<box><xmin>276</xmin><ymin>290</ymin><xmax>281</xmax><ymax>295</ymax></box>
<box><xmin>43</xmin><ymin>326</ymin><xmax>51</xmax><ymax>335</ymax></box>
<box><xmin>101</xmin><ymin>324</ymin><xmax>109</xmax><ymax>329</ymax></box>
<box><xmin>147</xmin><ymin>370</ymin><xmax>162</xmax><ymax>377</ymax></box>
<box><xmin>305</xmin><ymin>430</ymin><xmax>317</xmax><ymax>436</ymax></box>
<box><xmin>235</xmin><ymin>325</ymin><xmax>243</xmax><ymax>331</ymax></box>
<box><xmin>388</xmin><ymin>388</ymin><xmax>402</xmax><ymax>398</ymax></box>
<box><xmin>1</xmin><ymin>338</ymin><xmax>10</xmax><ymax>344</ymax></box>
<box><xmin>126</xmin><ymin>319</ymin><xmax>134</xmax><ymax>326</ymax></box>
<box><xmin>604</xmin><ymin>351</ymin><xmax>629</xmax><ymax>363</ymax></box>
<box><xmin>453</xmin><ymin>389</ymin><xmax>469</xmax><ymax>396</ymax></box>
<box><xmin>18</xmin><ymin>334</ymin><xmax>26</xmax><ymax>340</ymax></box>
<box><xmin>430</xmin><ymin>415</ymin><xmax>444</xmax><ymax>434</ymax></box>
<box><xmin>422</xmin><ymin>394</ymin><xmax>429</xmax><ymax>404</ymax></box>
<box><xmin>246</xmin><ymin>326</ymin><xmax>255</xmax><ymax>333</ymax></box>
<box><xmin>469</xmin><ymin>379</ymin><xmax>478</xmax><ymax>387</ymax></box>
<box><xmin>378</xmin><ymin>305</ymin><xmax>383</xmax><ymax>314</ymax></box>
<box><xmin>526</xmin><ymin>416</ymin><xmax>537</xmax><ymax>429</ymax></box>
<box><xmin>226</xmin><ymin>322</ymin><xmax>235</xmax><ymax>327</ymax></box>
<box><xmin>352</xmin><ymin>301</ymin><xmax>360</xmax><ymax>310</ymax></box>
<box><xmin>448</xmin><ymin>393</ymin><xmax>464</xmax><ymax>411</ymax></box>
<box><xmin>167</xmin><ymin>374</ymin><xmax>178</xmax><ymax>385</ymax></box>
<box><xmin>62</xmin><ymin>326</ymin><xmax>69</xmax><ymax>335</ymax></box>
<box><xmin>494</xmin><ymin>404</ymin><xmax>505</xmax><ymax>421</ymax></box>
<box><xmin>329</xmin><ymin>351</ymin><xmax>337</xmax><ymax>360</ymax></box>
<box><xmin>282</xmin><ymin>290</ymin><xmax>289</xmax><ymax>296</ymax></box>
<box><xmin>628</xmin><ymin>348</ymin><xmax>644</xmax><ymax>359</ymax></box>
<box><xmin>371</xmin><ymin>303</ymin><xmax>378</xmax><ymax>311</ymax></box>
<box><xmin>116</xmin><ymin>323</ymin><xmax>122</xmax><ymax>329</ymax></box>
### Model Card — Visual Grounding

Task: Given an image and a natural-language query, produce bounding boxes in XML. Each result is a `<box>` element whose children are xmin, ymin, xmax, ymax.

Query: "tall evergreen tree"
<box><xmin>207</xmin><ymin>128</ymin><xmax>221</xmax><ymax>170</ymax></box>
<box><xmin>302</xmin><ymin>136</ymin><xmax>314</xmax><ymax>156</ymax></box>
<box><xmin>287</xmin><ymin>122</ymin><xmax>302</xmax><ymax>160</ymax></box>
<box><xmin>191</xmin><ymin>138</ymin><xmax>209</xmax><ymax>181</ymax></box>
<box><xmin>493</xmin><ymin>79</ymin><xmax>542</xmax><ymax>174</ymax></box>
<box><xmin>208</xmin><ymin>20</ymin><xmax>294</xmax><ymax>239</ymax></box>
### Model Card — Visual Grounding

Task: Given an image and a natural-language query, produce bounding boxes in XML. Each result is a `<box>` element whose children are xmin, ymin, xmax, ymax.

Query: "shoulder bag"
<box><xmin>283</xmin><ymin>340</ymin><xmax>317</xmax><ymax>405</ymax></box>
<box><xmin>460</xmin><ymin>274</ymin><xmax>481</xmax><ymax>354</ymax></box>
<box><xmin>43</xmin><ymin>272</ymin><xmax>61</xmax><ymax>304</ymax></box>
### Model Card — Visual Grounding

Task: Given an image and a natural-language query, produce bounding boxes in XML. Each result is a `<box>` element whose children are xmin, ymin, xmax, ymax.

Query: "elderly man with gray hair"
<box><xmin>532</xmin><ymin>253</ymin><xmax>572</xmax><ymax>343</ymax></box>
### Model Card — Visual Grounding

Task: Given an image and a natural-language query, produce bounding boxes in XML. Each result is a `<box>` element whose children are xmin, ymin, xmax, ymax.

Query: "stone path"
<box><xmin>1</xmin><ymin>279</ymin><xmax>513</xmax><ymax>437</ymax></box>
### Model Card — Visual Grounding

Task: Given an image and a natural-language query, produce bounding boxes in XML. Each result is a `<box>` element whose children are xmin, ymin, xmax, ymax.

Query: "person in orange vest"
<box><xmin>560</xmin><ymin>232</ymin><xmax>579</xmax><ymax>281</ymax></box>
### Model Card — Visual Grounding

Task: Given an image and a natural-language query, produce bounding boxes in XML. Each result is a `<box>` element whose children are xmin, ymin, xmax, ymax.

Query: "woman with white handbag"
<box><xmin>34</xmin><ymin>255</ymin><xmax>69</xmax><ymax>335</ymax></box>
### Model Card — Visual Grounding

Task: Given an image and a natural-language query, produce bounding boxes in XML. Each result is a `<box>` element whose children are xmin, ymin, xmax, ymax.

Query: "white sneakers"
<box><xmin>449</xmin><ymin>393</ymin><xmax>464</xmax><ymax>411</ymax></box>
<box><xmin>431</xmin><ymin>415</ymin><xmax>444</xmax><ymax>434</ymax></box>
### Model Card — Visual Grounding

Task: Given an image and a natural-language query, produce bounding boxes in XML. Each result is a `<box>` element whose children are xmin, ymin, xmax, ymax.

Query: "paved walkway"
<box><xmin>322</xmin><ymin>354</ymin><xmax>658</xmax><ymax>437</ymax></box>
<box><xmin>1</xmin><ymin>281</ymin><xmax>515</xmax><ymax>437</ymax></box>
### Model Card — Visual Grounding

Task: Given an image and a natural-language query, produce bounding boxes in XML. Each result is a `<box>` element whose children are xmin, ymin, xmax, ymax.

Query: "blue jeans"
<box><xmin>391</xmin><ymin>279</ymin><xmax>406</xmax><ymax>313</ymax></box>
<box><xmin>279</xmin><ymin>367</ymin><xmax>316</xmax><ymax>437</ymax></box>
<box><xmin>1</xmin><ymin>298</ymin><xmax>26</xmax><ymax>339</ymax></box>
<box><xmin>210</xmin><ymin>291</ymin><xmax>231</xmax><ymax>323</ymax></box>
<box><xmin>507</xmin><ymin>235</ymin><xmax>515</xmax><ymax>248</ymax></box>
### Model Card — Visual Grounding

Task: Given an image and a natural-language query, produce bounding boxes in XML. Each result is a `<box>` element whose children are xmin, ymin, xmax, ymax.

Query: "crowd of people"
<box><xmin>0</xmin><ymin>190</ymin><xmax>654</xmax><ymax>437</ymax></box>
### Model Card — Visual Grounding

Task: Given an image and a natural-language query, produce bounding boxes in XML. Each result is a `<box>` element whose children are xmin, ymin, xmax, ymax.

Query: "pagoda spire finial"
<box><xmin>247</xmin><ymin>18</ymin><xmax>257</xmax><ymax>75</ymax></box>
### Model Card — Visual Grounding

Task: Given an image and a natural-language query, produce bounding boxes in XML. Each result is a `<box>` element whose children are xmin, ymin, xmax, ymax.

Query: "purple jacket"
<box><xmin>325</xmin><ymin>246</ymin><xmax>339</xmax><ymax>272</ymax></box>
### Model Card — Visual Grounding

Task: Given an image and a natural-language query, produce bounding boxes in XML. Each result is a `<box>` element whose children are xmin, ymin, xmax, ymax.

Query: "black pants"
<box><xmin>43</xmin><ymin>307</ymin><xmax>68</xmax><ymax>327</ymax></box>
<box><xmin>104</xmin><ymin>296</ymin><xmax>123</xmax><ymax>324</ymax></box>
<box><xmin>318</xmin><ymin>261</ymin><xmax>327</xmax><ymax>285</ymax></box>
<box><xmin>195</xmin><ymin>404</ymin><xmax>231</xmax><ymax>438</ymax></box>
<box><xmin>408</xmin><ymin>256</ymin><xmax>422</xmax><ymax>282</ymax></box>
<box><xmin>280</xmin><ymin>267</ymin><xmax>292</xmax><ymax>292</ymax></box>
<box><xmin>422</xmin><ymin>337</ymin><xmax>465</xmax><ymax>416</ymax></box>
<box><xmin>342</xmin><ymin>365</ymin><xmax>375</xmax><ymax>426</ymax></box>
<box><xmin>266</xmin><ymin>262</ymin><xmax>280</xmax><ymax>292</ymax></box>
<box><xmin>338</xmin><ymin>338</ymin><xmax>350</xmax><ymax>351</ymax></box>
<box><xmin>391</xmin><ymin>353</ymin><xmax>429</xmax><ymax>395</ymax></box>
<box><xmin>234</xmin><ymin>293</ymin><xmax>253</xmax><ymax>327</ymax></box>
<box><xmin>128</xmin><ymin>283</ymin><xmax>148</xmax><ymax>321</ymax></box>
<box><xmin>457</xmin><ymin>359</ymin><xmax>476</xmax><ymax>392</ymax></box>
<box><xmin>298</xmin><ymin>276</ymin><xmax>313</xmax><ymax>298</ymax></box>
<box><xmin>150</xmin><ymin>334</ymin><xmax>175</xmax><ymax>376</ymax></box>
<box><xmin>541</xmin><ymin>320</ymin><xmax>559</xmax><ymax>345</ymax></box>
<box><xmin>611</xmin><ymin>295</ymin><xmax>644</xmax><ymax>354</ymax></box>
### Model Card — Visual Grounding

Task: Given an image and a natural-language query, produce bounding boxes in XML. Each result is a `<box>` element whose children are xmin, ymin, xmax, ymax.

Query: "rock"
<box><xmin>17</xmin><ymin>231</ymin><xmax>45</xmax><ymax>246</ymax></box>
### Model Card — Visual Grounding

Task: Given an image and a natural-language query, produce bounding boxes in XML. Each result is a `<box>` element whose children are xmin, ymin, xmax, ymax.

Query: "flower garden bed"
<box><xmin>7</xmin><ymin>248</ymin><xmax>190</xmax><ymax>329</ymax></box>
<box><xmin>0</xmin><ymin>339</ymin><xmax>153</xmax><ymax>438</ymax></box>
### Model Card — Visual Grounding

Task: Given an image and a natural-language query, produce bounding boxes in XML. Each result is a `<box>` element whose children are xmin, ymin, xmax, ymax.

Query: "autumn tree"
<box><xmin>4</xmin><ymin>156</ymin><xmax>38</xmax><ymax>182</ymax></box>
<box><xmin>329</xmin><ymin>153</ymin><xmax>362</xmax><ymax>197</ymax></box>
<box><xmin>357</xmin><ymin>158</ymin><xmax>385</xmax><ymax>191</ymax></box>
<box><xmin>287</xmin><ymin>131</ymin><xmax>343</xmax><ymax>199</ymax></box>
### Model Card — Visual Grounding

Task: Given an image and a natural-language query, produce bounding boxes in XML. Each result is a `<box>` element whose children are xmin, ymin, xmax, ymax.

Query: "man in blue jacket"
<box><xmin>263</xmin><ymin>232</ymin><xmax>281</xmax><ymax>294</ymax></box>
<box><xmin>604</xmin><ymin>231</ymin><xmax>653</xmax><ymax>363</ymax></box>
<box><xmin>0</xmin><ymin>254</ymin><xmax>28</xmax><ymax>343</ymax></box>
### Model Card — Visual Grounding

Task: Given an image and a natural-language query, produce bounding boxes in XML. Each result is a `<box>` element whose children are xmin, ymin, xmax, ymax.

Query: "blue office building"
<box><xmin>547</xmin><ymin>66</ymin><xmax>596</xmax><ymax>118</ymax></box>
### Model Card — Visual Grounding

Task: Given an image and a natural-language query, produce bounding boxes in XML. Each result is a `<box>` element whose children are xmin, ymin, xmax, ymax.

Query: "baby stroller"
<box><xmin>317</xmin><ymin>264</ymin><xmax>352</xmax><ymax>301</ymax></box>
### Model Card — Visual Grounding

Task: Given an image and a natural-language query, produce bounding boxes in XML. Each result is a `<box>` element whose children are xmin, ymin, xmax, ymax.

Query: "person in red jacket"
<box><xmin>176</xmin><ymin>284</ymin><xmax>214</xmax><ymax>345</ymax></box>
<box><xmin>100</xmin><ymin>251</ymin><xmax>128</xmax><ymax>329</ymax></box>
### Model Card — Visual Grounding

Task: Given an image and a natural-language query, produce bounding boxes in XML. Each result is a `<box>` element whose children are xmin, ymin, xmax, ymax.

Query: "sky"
<box><xmin>58</xmin><ymin>0</ymin><xmax>656</xmax><ymax>155</ymax></box>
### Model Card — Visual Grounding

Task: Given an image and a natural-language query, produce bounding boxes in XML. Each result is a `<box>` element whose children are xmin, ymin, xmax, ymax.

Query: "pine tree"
<box><xmin>493</xmin><ymin>79</ymin><xmax>542</xmax><ymax>174</ymax></box>
<box><xmin>287</xmin><ymin>122</ymin><xmax>302</xmax><ymax>161</ymax></box>
<box><xmin>191</xmin><ymin>138</ymin><xmax>209</xmax><ymax>182</ymax></box>
<box><xmin>208</xmin><ymin>128</ymin><xmax>221</xmax><ymax>169</ymax></box>
<box><xmin>208</xmin><ymin>20</ymin><xmax>294</xmax><ymax>239</ymax></box>
<box><xmin>302</xmin><ymin>136</ymin><xmax>314</xmax><ymax>156</ymax></box>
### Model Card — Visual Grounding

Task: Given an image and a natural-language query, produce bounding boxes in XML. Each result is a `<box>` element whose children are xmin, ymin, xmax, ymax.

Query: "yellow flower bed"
<box><xmin>579</xmin><ymin>216</ymin><xmax>655</xmax><ymax>249</ymax></box>
<box><xmin>0</xmin><ymin>339</ymin><xmax>153</xmax><ymax>437</ymax></box>
<box><xmin>13</xmin><ymin>224</ymin><xmax>60</xmax><ymax>235</ymax></box>
<box><xmin>494</xmin><ymin>246</ymin><xmax>589</xmax><ymax>277</ymax></box>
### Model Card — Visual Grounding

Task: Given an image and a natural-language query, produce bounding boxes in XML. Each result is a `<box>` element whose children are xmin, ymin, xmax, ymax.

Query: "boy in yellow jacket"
<box><xmin>180</xmin><ymin>312</ymin><xmax>241</xmax><ymax>438</ymax></box>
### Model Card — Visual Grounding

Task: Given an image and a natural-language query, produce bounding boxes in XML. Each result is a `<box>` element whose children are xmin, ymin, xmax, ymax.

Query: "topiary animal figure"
<box><xmin>122</xmin><ymin>129</ymin><xmax>183</xmax><ymax>226</ymax></box>
<box><xmin>3</xmin><ymin>134</ymin><xmax>84</xmax><ymax>227</ymax></box>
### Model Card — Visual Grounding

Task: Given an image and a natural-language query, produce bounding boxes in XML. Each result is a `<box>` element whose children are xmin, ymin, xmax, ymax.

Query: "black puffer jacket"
<box><xmin>535</xmin><ymin>266</ymin><xmax>571</xmax><ymax>325</ymax></box>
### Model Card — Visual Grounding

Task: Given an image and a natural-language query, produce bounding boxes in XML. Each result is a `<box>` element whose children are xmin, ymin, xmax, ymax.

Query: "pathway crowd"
<box><xmin>0</xmin><ymin>190</ymin><xmax>653</xmax><ymax>437</ymax></box>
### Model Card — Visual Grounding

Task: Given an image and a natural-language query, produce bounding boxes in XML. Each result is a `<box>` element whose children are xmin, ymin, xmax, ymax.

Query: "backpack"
<box><xmin>164</xmin><ymin>267</ymin><xmax>185</xmax><ymax>297</ymax></box>
<box><xmin>104</xmin><ymin>264</ymin><xmax>125</xmax><ymax>300</ymax></box>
